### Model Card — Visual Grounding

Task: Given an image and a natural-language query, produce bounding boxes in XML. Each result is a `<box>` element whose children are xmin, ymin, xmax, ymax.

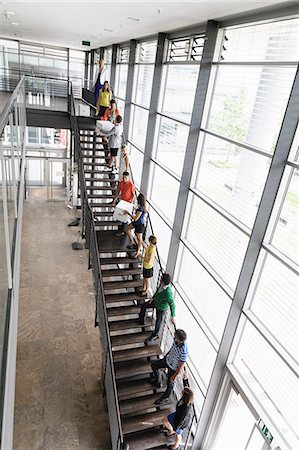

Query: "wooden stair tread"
<box><xmin>84</xmin><ymin>169</ymin><xmax>112</xmax><ymax>174</ymax></box>
<box><xmin>101</xmin><ymin>256</ymin><xmax>139</xmax><ymax>265</ymax></box>
<box><xmin>83</xmin><ymin>162</ymin><xmax>110</xmax><ymax>166</ymax></box>
<box><xmin>109</xmin><ymin>318</ymin><xmax>152</xmax><ymax>332</ymax></box>
<box><xmin>92</xmin><ymin>211</ymin><xmax>114</xmax><ymax>217</ymax></box>
<box><xmin>122</xmin><ymin>410</ymin><xmax>166</xmax><ymax>434</ymax></box>
<box><xmin>87</xmin><ymin>194</ymin><xmax>114</xmax><ymax>199</ymax></box>
<box><xmin>115</xmin><ymin>360</ymin><xmax>153</xmax><ymax>380</ymax></box>
<box><xmin>124</xmin><ymin>428</ymin><xmax>169</xmax><ymax>450</ymax></box>
<box><xmin>89</xmin><ymin>202</ymin><xmax>114</xmax><ymax>208</ymax></box>
<box><xmin>108</xmin><ymin>305</ymin><xmax>140</xmax><ymax>317</ymax></box>
<box><xmin>117</xmin><ymin>379</ymin><xmax>155</xmax><ymax>399</ymax></box>
<box><xmin>87</xmin><ymin>186</ymin><xmax>116</xmax><ymax>190</ymax></box>
<box><xmin>120</xmin><ymin>393</ymin><xmax>163</xmax><ymax>415</ymax></box>
<box><xmin>103</xmin><ymin>279</ymin><xmax>143</xmax><ymax>290</ymax></box>
<box><xmin>102</xmin><ymin>268</ymin><xmax>142</xmax><ymax>277</ymax></box>
<box><xmin>113</xmin><ymin>345</ymin><xmax>160</xmax><ymax>363</ymax></box>
<box><xmin>111</xmin><ymin>332</ymin><xmax>151</xmax><ymax>347</ymax></box>
<box><xmin>105</xmin><ymin>292</ymin><xmax>141</xmax><ymax>304</ymax></box>
<box><xmin>95</xmin><ymin>220</ymin><xmax>121</xmax><ymax>227</ymax></box>
<box><xmin>85</xmin><ymin>178</ymin><xmax>117</xmax><ymax>183</ymax></box>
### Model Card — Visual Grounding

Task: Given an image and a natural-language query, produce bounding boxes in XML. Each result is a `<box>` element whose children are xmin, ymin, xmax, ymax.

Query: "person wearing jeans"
<box><xmin>151</xmin><ymin>329</ymin><xmax>188</xmax><ymax>405</ymax></box>
<box><xmin>139</xmin><ymin>273</ymin><xmax>176</xmax><ymax>343</ymax></box>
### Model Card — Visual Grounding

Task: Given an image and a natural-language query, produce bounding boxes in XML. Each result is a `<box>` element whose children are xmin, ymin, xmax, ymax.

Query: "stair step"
<box><xmin>84</xmin><ymin>169</ymin><xmax>112</xmax><ymax>175</ymax></box>
<box><xmin>93</xmin><ymin>211</ymin><xmax>114</xmax><ymax>217</ymax></box>
<box><xmin>87</xmin><ymin>186</ymin><xmax>116</xmax><ymax>191</ymax></box>
<box><xmin>124</xmin><ymin>428</ymin><xmax>169</xmax><ymax>450</ymax></box>
<box><xmin>103</xmin><ymin>279</ymin><xmax>143</xmax><ymax>290</ymax></box>
<box><xmin>95</xmin><ymin>220</ymin><xmax>121</xmax><ymax>228</ymax></box>
<box><xmin>106</xmin><ymin>292</ymin><xmax>141</xmax><ymax>304</ymax></box>
<box><xmin>122</xmin><ymin>410</ymin><xmax>166</xmax><ymax>434</ymax></box>
<box><xmin>101</xmin><ymin>256</ymin><xmax>139</xmax><ymax>265</ymax></box>
<box><xmin>111</xmin><ymin>332</ymin><xmax>151</xmax><ymax>348</ymax></box>
<box><xmin>87</xmin><ymin>194</ymin><xmax>114</xmax><ymax>199</ymax></box>
<box><xmin>109</xmin><ymin>318</ymin><xmax>153</xmax><ymax>334</ymax></box>
<box><xmin>102</xmin><ymin>268</ymin><xmax>141</xmax><ymax>277</ymax></box>
<box><xmin>120</xmin><ymin>393</ymin><xmax>163</xmax><ymax>415</ymax></box>
<box><xmin>113</xmin><ymin>345</ymin><xmax>161</xmax><ymax>363</ymax></box>
<box><xmin>89</xmin><ymin>202</ymin><xmax>114</xmax><ymax>208</ymax></box>
<box><xmin>115</xmin><ymin>360</ymin><xmax>153</xmax><ymax>381</ymax></box>
<box><xmin>85</xmin><ymin>178</ymin><xmax>117</xmax><ymax>183</ymax></box>
<box><xmin>83</xmin><ymin>162</ymin><xmax>110</xmax><ymax>167</ymax></box>
<box><xmin>108</xmin><ymin>305</ymin><xmax>140</xmax><ymax>318</ymax></box>
<box><xmin>117</xmin><ymin>378</ymin><xmax>155</xmax><ymax>400</ymax></box>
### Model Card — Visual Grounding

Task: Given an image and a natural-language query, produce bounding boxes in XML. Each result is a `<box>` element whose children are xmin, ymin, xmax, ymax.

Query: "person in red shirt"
<box><xmin>111</xmin><ymin>171</ymin><xmax>135</xmax><ymax>236</ymax></box>
<box><xmin>102</xmin><ymin>99</ymin><xmax>120</xmax><ymax>124</ymax></box>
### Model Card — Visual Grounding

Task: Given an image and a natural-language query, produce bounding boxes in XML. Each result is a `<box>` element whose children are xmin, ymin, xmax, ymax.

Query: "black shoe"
<box><xmin>145</xmin><ymin>334</ymin><xmax>159</xmax><ymax>343</ymax></box>
<box><xmin>150</xmin><ymin>378</ymin><xmax>161</xmax><ymax>389</ymax></box>
<box><xmin>127</xmin><ymin>244</ymin><xmax>137</xmax><ymax>249</ymax></box>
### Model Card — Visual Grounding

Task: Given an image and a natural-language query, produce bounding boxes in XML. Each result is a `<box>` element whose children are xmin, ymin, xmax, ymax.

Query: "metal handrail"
<box><xmin>0</xmin><ymin>75</ymin><xmax>25</xmax><ymax>138</ymax></box>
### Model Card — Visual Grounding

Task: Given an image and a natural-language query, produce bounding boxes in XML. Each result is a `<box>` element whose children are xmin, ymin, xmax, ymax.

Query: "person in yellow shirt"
<box><xmin>138</xmin><ymin>235</ymin><xmax>157</xmax><ymax>297</ymax></box>
<box><xmin>96</xmin><ymin>81</ymin><xmax>111</xmax><ymax>117</ymax></box>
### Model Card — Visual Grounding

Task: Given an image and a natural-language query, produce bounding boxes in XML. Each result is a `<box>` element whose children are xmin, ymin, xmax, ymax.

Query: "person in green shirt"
<box><xmin>139</xmin><ymin>273</ymin><xmax>176</xmax><ymax>343</ymax></box>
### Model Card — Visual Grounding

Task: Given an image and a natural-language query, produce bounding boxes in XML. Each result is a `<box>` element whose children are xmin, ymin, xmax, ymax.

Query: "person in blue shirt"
<box><xmin>151</xmin><ymin>329</ymin><xmax>188</xmax><ymax>405</ymax></box>
<box><xmin>124</xmin><ymin>193</ymin><xmax>147</xmax><ymax>258</ymax></box>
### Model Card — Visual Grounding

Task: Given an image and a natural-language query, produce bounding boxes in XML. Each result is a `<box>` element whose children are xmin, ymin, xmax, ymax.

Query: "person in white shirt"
<box><xmin>93</xmin><ymin>59</ymin><xmax>108</xmax><ymax>106</ymax></box>
<box><xmin>101</xmin><ymin>115</ymin><xmax>123</xmax><ymax>173</ymax></box>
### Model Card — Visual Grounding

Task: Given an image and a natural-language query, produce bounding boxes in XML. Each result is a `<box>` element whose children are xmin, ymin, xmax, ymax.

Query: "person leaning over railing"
<box><xmin>151</xmin><ymin>329</ymin><xmax>188</xmax><ymax>406</ymax></box>
<box><xmin>139</xmin><ymin>273</ymin><xmax>176</xmax><ymax>343</ymax></box>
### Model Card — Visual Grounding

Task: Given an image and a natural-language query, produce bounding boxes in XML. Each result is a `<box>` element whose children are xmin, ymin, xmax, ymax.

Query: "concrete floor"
<box><xmin>13</xmin><ymin>189</ymin><xmax>111</xmax><ymax>450</ymax></box>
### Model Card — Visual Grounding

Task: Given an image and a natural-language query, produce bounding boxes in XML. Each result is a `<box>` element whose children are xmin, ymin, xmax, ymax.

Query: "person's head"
<box><xmin>149</xmin><ymin>235</ymin><xmax>157</xmax><ymax>246</ymax></box>
<box><xmin>122</xmin><ymin>171</ymin><xmax>130</xmax><ymax>183</ymax></box>
<box><xmin>98</xmin><ymin>59</ymin><xmax>105</xmax><ymax>70</ymax></box>
<box><xmin>110</xmin><ymin>99</ymin><xmax>116</xmax><ymax>111</ymax></box>
<box><xmin>137</xmin><ymin>193</ymin><xmax>146</xmax><ymax>208</ymax></box>
<box><xmin>116</xmin><ymin>115</ymin><xmax>123</xmax><ymax>124</ymax></box>
<box><xmin>181</xmin><ymin>387</ymin><xmax>194</xmax><ymax>406</ymax></box>
<box><xmin>121</xmin><ymin>144</ymin><xmax>128</xmax><ymax>154</ymax></box>
<box><xmin>161</xmin><ymin>273</ymin><xmax>171</xmax><ymax>286</ymax></box>
<box><xmin>175</xmin><ymin>329</ymin><xmax>187</xmax><ymax>346</ymax></box>
<box><xmin>102</xmin><ymin>81</ymin><xmax>110</xmax><ymax>91</ymax></box>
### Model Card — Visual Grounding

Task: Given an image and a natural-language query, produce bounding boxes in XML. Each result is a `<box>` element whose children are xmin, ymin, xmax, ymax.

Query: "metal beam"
<box><xmin>84</xmin><ymin>52</ymin><xmax>89</xmax><ymax>89</ymax></box>
<box><xmin>123</xmin><ymin>40</ymin><xmax>136</xmax><ymax>139</ymax></box>
<box><xmin>165</xmin><ymin>20</ymin><xmax>219</xmax><ymax>278</ymax></box>
<box><xmin>110</xmin><ymin>44</ymin><xmax>118</xmax><ymax>94</ymax></box>
<box><xmin>140</xmin><ymin>33</ymin><xmax>166</xmax><ymax>196</ymax></box>
<box><xmin>89</xmin><ymin>51</ymin><xmax>95</xmax><ymax>91</ymax></box>
<box><xmin>194</xmin><ymin>66</ymin><xmax>299</xmax><ymax>448</ymax></box>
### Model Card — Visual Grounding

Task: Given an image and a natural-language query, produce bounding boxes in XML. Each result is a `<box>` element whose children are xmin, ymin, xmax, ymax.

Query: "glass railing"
<box><xmin>0</xmin><ymin>75</ymin><xmax>26</xmax><ymax>447</ymax></box>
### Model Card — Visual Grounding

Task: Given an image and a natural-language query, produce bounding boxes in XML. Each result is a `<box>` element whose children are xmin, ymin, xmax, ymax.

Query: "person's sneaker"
<box><xmin>103</xmin><ymin>166</ymin><xmax>111</xmax><ymax>171</ymax></box>
<box><xmin>127</xmin><ymin>244</ymin><xmax>137</xmax><ymax>250</ymax></box>
<box><xmin>150</xmin><ymin>378</ymin><xmax>161</xmax><ymax>389</ymax></box>
<box><xmin>145</xmin><ymin>334</ymin><xmax>159</xmax><ymax>343</ymax></box>
<box><xmin>154</xmin><ymin>397</ymin><xmax>169</xmax><ymax>405</ymax></box>
<box><xmin>114</xmin><ymin>231</ymin><xmax>124</xmax><ymax>237</ymax></box>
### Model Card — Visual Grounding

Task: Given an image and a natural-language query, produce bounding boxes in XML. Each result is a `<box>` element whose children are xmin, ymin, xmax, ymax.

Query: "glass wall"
<box><xmin>114</xmin><ymin>46</ymin><xmax>129</xmax><ymax>116</ymax></box>
<box><xmin>102</xmin><ymin>14</ymin><xmax>299</xmax><ymax>450</ymax></box>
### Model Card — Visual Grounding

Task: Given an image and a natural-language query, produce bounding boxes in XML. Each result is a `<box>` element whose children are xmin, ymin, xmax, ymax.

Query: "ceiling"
<box><xmin>0</xmin><ymin>0</ymin><xmax>293</xmax><ymax>50</ymax></box>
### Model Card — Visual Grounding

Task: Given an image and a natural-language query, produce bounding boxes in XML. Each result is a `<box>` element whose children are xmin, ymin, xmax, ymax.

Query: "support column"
<box><xmin>84</xmin><ymin>52</ymin><xmax>89</xmax><ymax>89</ymax></box>
<box><xmin>165</xmin><ymin>21</ymin><xmax>218</xmax><ymax>278</ymax></box>
<box><xmin>89</xmin><ymin>51</ymin><xmax>95</xmax><ymax>90</ymax></box>
<box><xmin>194</xmin><ymin>67</ymin><xmax>299</xmax><ymax>448</ymax></box>
<box><xmin>140</xmin><ymin>33</ymin><xmax>166</xmax><ymax>196</ymax></box>
<box><xmin>110</xmin><ymin>44</ymin><xmax>118</xmax><ymax>93</ymax></box>
<box><xmin>123</xmin><ymin>40</ymin><xmax>136</xmax><ymax>140</ymax></box>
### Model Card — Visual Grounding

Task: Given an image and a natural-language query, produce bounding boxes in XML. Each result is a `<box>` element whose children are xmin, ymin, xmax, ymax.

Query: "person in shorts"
<box><xmin>101</xmin><ymin>115</ymin><xmax>123</xmax><ymax>173</ymax></box>
<box><xmin>138</xmin><ymin>235</ymin><xmax>157</xmax><ymax>297</ymax></box>
<box><xmin>124</xmin><ymin>193</ymin><xmax>147</xmax><ymax>258</ymax></box>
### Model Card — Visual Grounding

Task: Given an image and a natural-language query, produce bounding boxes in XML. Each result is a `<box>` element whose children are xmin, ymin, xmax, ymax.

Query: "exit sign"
<box><xmin>258</xmin><ymin>418</ymin><xmax>273</xmax><ymax>444</ymax></box>
<box><xmin>82</xmin><ymin>40</ymin><xmax>90</xmax><ymax>46</ymax></box>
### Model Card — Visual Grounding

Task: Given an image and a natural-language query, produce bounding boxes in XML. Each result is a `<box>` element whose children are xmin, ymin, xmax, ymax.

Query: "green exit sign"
<box><xmin>258</xmin><ymin>418</ymin><xmax>273</xmax><ymax>444</ymax></box>
<box><xmin>82</xmin><ymin>40</ymin><xmax>90</xmax><ymax>47</ymax></box>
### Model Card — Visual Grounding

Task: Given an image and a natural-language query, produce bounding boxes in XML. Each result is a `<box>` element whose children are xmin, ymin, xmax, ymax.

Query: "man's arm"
<box><xmin>112</xmin><ymin>184</ymin><xmax>121</xmax><ymax>206</ymax></box>
<box><xmin>170</xmin><ymin>361</ymin><xmax>185</xmax><ymax>382</ymax></box>
<box><xmin>167</xmin><ymin>288</ymin><xmax>176</xmax><ymax>325</ymax></box>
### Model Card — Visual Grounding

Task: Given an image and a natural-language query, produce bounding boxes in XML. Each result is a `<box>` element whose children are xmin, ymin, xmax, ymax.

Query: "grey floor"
<box><xmin>13</xmin><ymin>188</ymin><xmax>111</xmax><ymax>450</ymax></box>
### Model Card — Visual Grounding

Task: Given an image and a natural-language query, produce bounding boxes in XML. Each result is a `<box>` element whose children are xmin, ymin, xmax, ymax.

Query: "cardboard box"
<box><xmin>113</xmin><ymin>200</ymin><xmax>133</xmax><ymax>223</ymax></box>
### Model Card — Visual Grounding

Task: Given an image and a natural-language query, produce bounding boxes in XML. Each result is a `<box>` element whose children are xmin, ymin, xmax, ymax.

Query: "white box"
<box><xmin>79</xmin><ymin>103</ymin><xmax>90</xmax><ymax>117</ymax></box>
<box><xmin>113</xmin><ymin>200</ymin><xmax>133</xmax><ymax>223</ymax></box>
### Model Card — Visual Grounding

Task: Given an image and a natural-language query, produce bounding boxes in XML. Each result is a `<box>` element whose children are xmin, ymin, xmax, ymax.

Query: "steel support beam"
<box><xmin>84</xmin><ymin>52</ymin><xmax>89</xmax><ymax>89</ymax></box>
<box><xmin>123</xmin><ymin>40</ymin><xmax>136</xmax><ymax>140</ymax></box>
<box><xmin>110</xmin><ymin>44</ymin><xmax>118</xmax><ymax>94</ymax></box>
<box><xmin>89</xmin><ymin>51</ymin><xmax>95</xmax><ymax>90</ymax></box>
<box><xmin>165</xmin><ymin>20</ymin><xmax>219</xmax><ymax>278</ymax></box>
<box><xmin>140</xmin><ymin>33</ymin><xmax>166</xmax><ymax>196</ymax></box>
<box><xmin>194</xmin><ymin>66</ymin><xmax>299</xmax><ymax>448</ymax></box>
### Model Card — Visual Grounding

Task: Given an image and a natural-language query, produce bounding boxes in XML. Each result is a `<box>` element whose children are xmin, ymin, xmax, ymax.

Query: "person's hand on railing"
<box><xmin>171</xmin><ymin>317</ymin><xmax>176</xmax><ymax>327</ymax></box>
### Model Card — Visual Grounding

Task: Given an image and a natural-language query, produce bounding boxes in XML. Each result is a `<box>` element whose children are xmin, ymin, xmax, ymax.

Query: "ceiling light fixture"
<box><xmin>11</xmin><ymin>22</ymin><xmax>19</xmax><ymax>26</ymax></box>
<box><xmin>5</xmin><ymin>11</ymin><xmax>15</xmax><ymax>15</ymax></box>
<box><xmin>127</xmin><ymin>17</ymin><xmax>140</xmax><ymax>22</ymax></box>
<box><xmin>103</xmin><ymin>28</ymin><xmax>113</xmax><ymax>32</ymax></box>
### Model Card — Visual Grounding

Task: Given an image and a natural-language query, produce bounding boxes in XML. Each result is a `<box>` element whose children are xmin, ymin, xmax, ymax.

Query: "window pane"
<box><xmin>207</xmin><ymin>66</ymin><xmax>296</xmax><ymax>152</ymax></box>
<box><xmin>133</xmin><ymin>65</ymin><xmax>155</xmax><ymax>108</ymax></box>
<box><xmin>115</xmin><ymin>98</ymin><xmax>125</xmax><ymax>116</ymax></box>
<box><xmin>147</xmin><ymin>206</ymin><xmax>172</xmax><ymax>267</ymax></box>
<box><xmin>129</xmin><ymin>106</ymin><xmax>149</xmax><ymax>150</ymax></box>
<box><xmin>232</xmin><ymin>319</ymin><xmax>298</xmax><ymax>450</ymax></box>
<box><xmin>185</xmin><ymin>194</ymin><xmax>249</xmax><ymax>291</ymax></box>
<box><xmin>149</xmin><ymin>164</ymin><xmax>180</xmax><ymax>225</ymax></box>
<box><xmin>160</xmin><ymin>65</ymin><xmax>199</xmax><ymax>123</ymax></box>
<box><xmin>114</xmin><ymin>64</ymin><xmax>128</xmax><ymax>99</ymax></box>
<box><xmin>220</xmin><ymin>18</ymin><xmax>299</xmax><ymax>63</ymax></box>
<box><xmin>271</xmin><ymin>169</ymin><xmax>299</xmax><ymax>264</ymax></box>
<box><xmin>194</xmin><ymin>132</ymin><xmax>271</xmax><ymax>229</ymax></box>
<box><xmin>154</xmin><ymin>116</ymin><xmax>189</xmax><ymax>178</ymax></box>
<box><xmin>175</xmin><ymin>245</ymin><xmax>231</xmax><ymax>345</ymax></box>
<box><xmin>246</xmin><ymin>251</ymin><xmax>299</xmax><ymax>363</ymax></box>
<box><xmin>175</xmin><ymin>291</ymin><xmax>217</xmax><ymax>393</ymax></box>
<box><xmin>136</xmin><ymin>41</ymin><xmax>157</xmax><ymax>63</ymax></box>
<box><xmin>128</xmin><ymin>144</ymin><xmax>144</xmax><ymax>189</ymax></box>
